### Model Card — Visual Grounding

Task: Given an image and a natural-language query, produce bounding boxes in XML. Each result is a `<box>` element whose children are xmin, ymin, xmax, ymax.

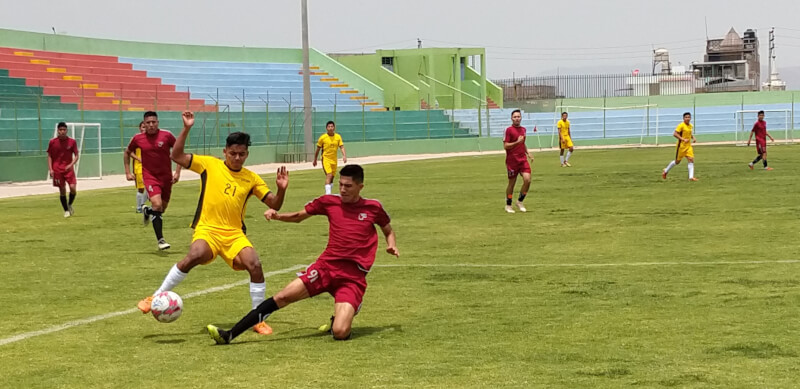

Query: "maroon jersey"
<box><xmin>127</xmin><ymin>130</ymin><xmax>176</xmax><ymax>181</ymax></box>
<box><xmin>504</xmin><ymin>126</ymin><xmax>528</xmax><ymax>165</ymax></box>
<box><xmin>47</xmin><ymin>137</ymin><xmax>78</xmax><ymax>172</ymax></box>
<box><xmin>304</xmin><ymin>195</ymin><xmax>391</xmax><ymax>272</ymax></box>
<box><xmin>752</xmin><ymin>120</ymin><xmax>767</xmax><ymax>142</ymax></box>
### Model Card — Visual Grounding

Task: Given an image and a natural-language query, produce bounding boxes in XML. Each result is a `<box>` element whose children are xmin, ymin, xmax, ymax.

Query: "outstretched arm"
<box><xmin>171</xmin><ymin>111</ymin><xmax>194</xmax><ymax>169</ymax></box>
<box><xmin>381</xmin><ymin>223</ymin><xmax>399</xmax><ymax>257</ymax></box>
<box><xmin>264</xmin><ymin>208</ymin><xmax>312</xmax><ymax>223</ymax></box>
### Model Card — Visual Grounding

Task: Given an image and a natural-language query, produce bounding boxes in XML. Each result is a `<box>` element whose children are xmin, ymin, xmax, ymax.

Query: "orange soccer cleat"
<box><xmin>689</xmin><ymin>177</ymin><xmax>699</xmax><ymax>181</ymax></box>
<box><xmin>253</xmin><ymin>321</ymin><xmax>273</xmax><ymax>335</ymax></box>
<box><xmin>137</xmin><ymin>296</ymin><xmax>153</xmax><ymax>314</ymax></box>
<box><xmin>661</xmin><ymin>171</ymin><xmax>668</xmax><ymax>180</ymax></box>
<box><xmin>765</xmin><ymin>167</ymin><xmax>774</xmax><ymax>171</ymax></box>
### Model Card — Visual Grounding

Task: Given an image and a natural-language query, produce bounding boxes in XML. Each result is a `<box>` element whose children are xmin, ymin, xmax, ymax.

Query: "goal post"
<box><xmin>45</xmin><ymin>122</ymin><xmax>103</xmax><ymax>180</ymax></box>
<box><xmin>553</xmin><ymin>104</ymin><xmax>659</xmax><ymax>148</ymax></box>
<box><xmin>734</xmin><ymin>109</ymin><xmax>792</xmax><ymax>146</ymax></box>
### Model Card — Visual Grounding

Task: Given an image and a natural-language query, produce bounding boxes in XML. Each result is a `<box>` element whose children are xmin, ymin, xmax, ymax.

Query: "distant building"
<box><xmin>692</xmin><ymin>28</ymin><xmax>760</xmax><ymax>92</ymax></box>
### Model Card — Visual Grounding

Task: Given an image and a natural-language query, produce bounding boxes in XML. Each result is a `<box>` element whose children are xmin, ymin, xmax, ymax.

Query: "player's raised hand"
<box><xmin>275</xmin><ymin>166</ymin><xmax>289</xmax><ymax>190</ymax></box>
<box><xmin>386</xmin><ymin>246</ymin><xmax>399</xmax><ymax>257</ymax></box>
<box><xmin>264</xmin><ymin>209</ymin><xmax>278</xmax><ymax>221</ymax></box>
<box><xmin>182</xmin><ymin>111</ymin><xmax>195</xmax><ymax>129</ymax></box>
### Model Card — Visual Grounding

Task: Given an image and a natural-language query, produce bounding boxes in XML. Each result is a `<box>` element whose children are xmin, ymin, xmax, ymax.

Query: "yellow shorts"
<box><xmin>560</xmin><ymin>136</ymin><xmax>574</xmax><ymax>149</ymax></box>
<box><xmin>322</xmin><ymin>160</ymin><xmax>337</xmax><ymax>175</ymax></box>
<box><xmin>192</xmin><ymin>227</ymin><xmax>253</xmax><ymax>271</ymax></box>
<box><xmin>676</xmin><ymin>145</ymin><xmax>694</xmax><ymax>160</ymax></box>
<box><xmin>134</xmin><ymin>164</ymin><xmax>144</xmax><ymax>190</ymax></box>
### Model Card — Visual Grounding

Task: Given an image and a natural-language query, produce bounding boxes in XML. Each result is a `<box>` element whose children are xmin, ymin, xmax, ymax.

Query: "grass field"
<box><xmin>2</xmin><ymin>144</ymin><xmax>800</xmax><ymax>388</ymax></box>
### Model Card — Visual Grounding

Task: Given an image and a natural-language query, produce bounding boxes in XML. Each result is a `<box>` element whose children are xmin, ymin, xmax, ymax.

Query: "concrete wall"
<box><xmin>0</xmin><ymin>137</ymin><xmax>499</xmax><ymax>182</ymax></box>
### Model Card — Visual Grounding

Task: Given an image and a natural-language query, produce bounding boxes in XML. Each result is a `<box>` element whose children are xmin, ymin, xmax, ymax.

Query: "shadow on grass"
<box><xmin>215</xmin><ymin>324</ymin><xmax>403</xmax><ymax>346</ymax></box>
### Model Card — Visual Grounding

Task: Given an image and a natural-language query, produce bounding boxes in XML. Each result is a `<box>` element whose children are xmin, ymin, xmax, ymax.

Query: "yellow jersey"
<box><xmin>675</xmin><ymin>122</ymin><xmax>693</xmax><ymax>148</ymax></box>
<box><xmin>317</xmin><ymin>133</ymin><xmax>343</xmax><ymax>162</ymax></box>
<box><xmin>133</xmin><ymin>148</ymin><xmax>142</xmax><ymax>171</ymax></box>
<box><xmin>188</xmin><ymin>154</ymin><xmax>271</xmax><ymax>233</ymax></box>
<box><xmin>557</xmin><ymin>119</ymin><xmax>571</xmax><ymax>138</ymax></box>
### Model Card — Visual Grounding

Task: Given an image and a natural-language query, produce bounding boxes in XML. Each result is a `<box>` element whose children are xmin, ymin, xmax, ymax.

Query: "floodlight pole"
<box><xmin>301</xmin><ymin>0</ymin><xmax>313</xmax><ymax>161</ymax></box>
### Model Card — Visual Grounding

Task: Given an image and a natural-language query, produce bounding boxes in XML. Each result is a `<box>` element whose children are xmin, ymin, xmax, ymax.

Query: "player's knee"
<box><xmin>332</xmin><ymin>324</ymin><xmax>351</xmax><ymax>340</ymax></box>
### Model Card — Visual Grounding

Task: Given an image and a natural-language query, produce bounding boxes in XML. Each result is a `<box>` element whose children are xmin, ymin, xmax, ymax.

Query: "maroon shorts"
<box><xmin>52</xmin><ymin>169</ymin><xmax>76</xmax><ymax>187</ymax></box>
<box><xmin>144</xmin><ymin>177</ymin><xmax>173</xmax><ymax>202</ymax></box>
<box><xmin>506</xmin><ymin>160</ymin><xmax>531</xmax><ymax>179</ymax></box>
<box><xmin>298</xmin><ymin>260</ymin><xmax>368</xmax><ymax>312</ymax></box>
<box><xmin>756</xmin><ymin>140</ymin><xmax>767</xmax><ymax>155</ymax></box>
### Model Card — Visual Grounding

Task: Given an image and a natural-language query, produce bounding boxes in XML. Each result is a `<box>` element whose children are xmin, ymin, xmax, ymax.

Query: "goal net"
<box><xmin>45</xmin><ymin>122</ymin><xmax>103</xmax><ymax>180</ymax></box>
<box><xmin>553</xmin><ymin>105</ymin><xmax>660</xmax><ymax>148</ymax></box>
<box><xmin>734</xmin><ymin>109</ymin><xmax>792</xmax><ymax>146</ymax></box>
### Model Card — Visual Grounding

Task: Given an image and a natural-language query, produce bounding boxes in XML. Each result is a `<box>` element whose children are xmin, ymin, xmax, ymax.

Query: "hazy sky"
<box><xmin>1</xmin><ymin>0</ymin><xmax>799</xmax><ymax>79</ymax></box>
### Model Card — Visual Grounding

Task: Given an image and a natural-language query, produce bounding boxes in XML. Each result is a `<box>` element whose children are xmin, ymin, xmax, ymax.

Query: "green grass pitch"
<box><xmin>1</xmin><ymin>144</ymin><xmax>800</xmax><ymax>388</ymax></box>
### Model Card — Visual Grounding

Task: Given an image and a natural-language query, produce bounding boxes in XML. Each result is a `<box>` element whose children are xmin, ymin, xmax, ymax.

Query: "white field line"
<box><xmin>373</xmin><ymin>259</ymin><xmax>800</xmax><ymax>268</ymax></box>
<box><xmin>0</xmin><ymin>264</ymin><xmax>305</xmax><ymax>347</ymax></box>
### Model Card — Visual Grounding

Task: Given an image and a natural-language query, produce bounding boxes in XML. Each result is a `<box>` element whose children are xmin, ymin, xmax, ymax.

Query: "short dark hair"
<box><xmin>57</xmin><ymin>122</ymin><xmax>67</xmax><ymax>129</ymax></box>
<box><xmin>326</xmin><ymin>120</ymin><xmax>335</xmax><ymax>127</ymax></box>
<box><xmin>758</xmin><ymin>110</ymin><xmax>765</xmax><ymax>115</ymax></box>
<box><xmin>683</xmin><ymin>112</ymin><xmax>691</xmax><ymax>118</ymax></box>
<box><xmin>340</xmin><ymin>164</ymin><xmax>364</xmax><ymax>184</ymax></box>
<box><xmin>143</xmin><ymin>111</ymin><xmax>158</xmax><ymax>119</ymax></box>
<box><xmin>138</xmin><ymin>121</ymin><xmax>145</xmax><ymax>127</ymax></box>
<box><xmin>511</xmin><ymin>109</ymin><xmax>521</xmax><ymax>117</ymax></box>
<box><xmin>561</xmin><ymin>112</ymin><xmax>568</xmax><ymax>116</ymax></box>
<box><xmin>226</xmin><ymin>132</ymin><xmax>251</xmax><ymax>148</ymax></box>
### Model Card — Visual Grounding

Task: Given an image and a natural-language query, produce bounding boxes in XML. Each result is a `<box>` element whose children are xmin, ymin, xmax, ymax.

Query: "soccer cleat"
<box><xmin>64</xmin><ymin>211</ymin><xmax>71</xmax><ymax>218</ymax></box>
<box><xmin>565</xmin><ymin>162</ymin><xmax>572</xmax><ymax>167</ymax></box>
<box><xmin>318</xmin><ymin>316</ymin><xmax>335</xmax><ymax>334</ymax></box>
<box><xmin>749</xmin><ymin>163</ymin><xmax>754</xmax><ymax>170</ymax></box>
<box><xmin>157</xmin><ymin>239</ymin><xmax>171</xmax><ymax>250</ymax></box>
<box><xmin>765</xmin><ymin>167</ymin><xmax>773</xmax><ymax>171</ymax></box>
<box><xmin>136</xmin><ymin>206</ymin><xmax>143</xmax><ymax>214</ymax></box>
<box><xmin>137</xmin><ymin>296</ymin><xmax>153</xmax><ymax>314</ymax></box>
<box><xmin>661</xmin><ymin>170</ymin><xmax>668</xmax><ymax>180</ymax></box>
<box><xmin>207</xmin><ymin>325</ymin><xmax>230</xmax><ymax>345</ymax></box>
<box><xmin>516</xmin><ymin>202</ymin><xmax>527</xmax><ymax>213</ymax></box>
<box><xmin>142</xmin><ymin>206</ymin><xmax>151</xmax><ymax>226</ymax></box>
<box><xmin>68</xmin><ymin>205</ymin><xmax>74</xmax><ymax>216</ymax></box>
<box><xmin>689</xmin><ymin>177</ymin><xmax>699</xmax><ymax>181</ymax></box>
<box><xmin>560</xmin><ymin>163</ymin><xmax>566</xmax><ymax>167</ymax></box>
<box><xmin>252</xmin><ymin>321</ymin><xmax>273</xmax><ymax>335</ymax></box>
<box><xmin>505</xmin><ymin>205</ymin><xmax>515</xmax><ymax>214</ymax></box>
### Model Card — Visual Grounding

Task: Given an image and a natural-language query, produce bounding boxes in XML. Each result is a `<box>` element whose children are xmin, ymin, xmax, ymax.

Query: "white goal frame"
<box><xmin>45</xmin><ymin>122</ymin><xmax>103</xmax><ymax>180</ymax></box>
<box><xmin>734</xmin><ymin>109</ymin><xmax>792</xmax><ymax>146</ymax></box>
<box><xmin>554</xmin><ymin>104</ymin><xmax>659</xmax><ymax>148</ymax></box>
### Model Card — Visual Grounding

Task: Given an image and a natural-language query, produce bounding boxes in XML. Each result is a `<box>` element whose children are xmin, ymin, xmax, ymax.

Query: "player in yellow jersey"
<box><xmin>123</xmin><ymin>121</ymin><xmax>148</xmax><ymax>213</ymax></box>
<box><xmin>313</xmin><ymin>120</ymin><xmax>347</xmax><ymax>194</ymax></box>
<box><xmin>137</xmin><ymin>111</ymin><xmax>289</xmax><ymax>335</ymax></box>
<box><xmin>557</xmin><ymin>112</ymin><xmax>574</xmax><ymax>167</ymax></box>
<box><xmin>662</xmin><ymin>112</ymin><xmax>698</xmax><ymax>181</ymax></box>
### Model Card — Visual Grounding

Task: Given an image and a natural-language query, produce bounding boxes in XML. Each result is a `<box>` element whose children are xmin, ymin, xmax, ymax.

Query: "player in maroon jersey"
<box><xmin>747</xmin><ymin>110</ymin><xmax>775</xmax><ymax>171</ymax></box>
<box><xmin>126</xmin><ymin>111</ymin><xmax>182</xmax><ymax>250</ymax></box>
<box><xmin>47</xmin><ymin>122</ymin><xmax>80</xmax><ymax>218</ymax></box>
<box><xmin>206</xmin><ymin>164</ymin><xmax>399</xmax><ymax>343</ymax></box>
<box><xmin>503</xmin><ymin>109</ymin><xmax>533</xmax><ymax>214</ymax></box>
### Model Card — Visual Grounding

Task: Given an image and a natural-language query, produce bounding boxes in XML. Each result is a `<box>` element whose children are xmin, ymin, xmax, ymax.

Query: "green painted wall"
<box><xmin>0</xmin><ymin>137</ymin><xmax>498</xmax><ymax>182</ymax></box>
<box><xmin>309</xmin><ymin>49</ymin><xmax>384</xmax><ymax>106</ymax></box>
<box><xmin>0</xmin><ymin>28</ymin><xmax>302</xmax><ymax>63</ymax></box>
<box><xmin>332</xmin><ymin>54</ymin><xmax>420</xmax><ymax>111</ymax></box>
<box><xmin>332</xmin><ymin>48</ymin><xmax>498</xmax><ymax>110</ymax></box>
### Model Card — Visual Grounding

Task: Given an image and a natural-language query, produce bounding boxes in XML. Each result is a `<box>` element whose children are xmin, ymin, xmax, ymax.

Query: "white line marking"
<box><xmin>374</xmin><ymin>260</ymin><xmax>800</xmax><ymax>268</ymax></box>
<box><xmin>0</xmin><ymin>264</ymin><xmax>305</xmax><ymax>347</ymax></box>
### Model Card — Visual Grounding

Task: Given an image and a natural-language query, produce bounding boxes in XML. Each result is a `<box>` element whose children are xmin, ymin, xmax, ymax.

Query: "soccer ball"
<box><xmin>151</xmin><ymin>291</ymin><xmax>183</xmax><ymax>323</ymax></box>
